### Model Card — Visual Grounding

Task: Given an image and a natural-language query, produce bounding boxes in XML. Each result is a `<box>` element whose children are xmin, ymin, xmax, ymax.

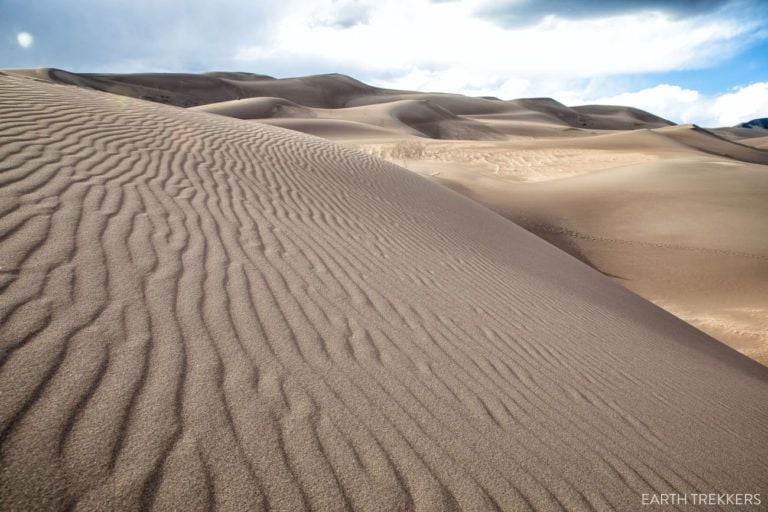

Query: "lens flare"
<box><xmin>17</xmin><ymin>32</ymin><xmax>33</xmax><ymax>48</ymax></box>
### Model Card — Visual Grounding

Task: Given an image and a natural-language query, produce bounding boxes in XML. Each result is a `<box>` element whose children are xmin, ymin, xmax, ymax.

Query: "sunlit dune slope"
<box><xmin>1</xmin><ymin>72</ymin><xmax>767</xmax><ymax>511</ymax></box>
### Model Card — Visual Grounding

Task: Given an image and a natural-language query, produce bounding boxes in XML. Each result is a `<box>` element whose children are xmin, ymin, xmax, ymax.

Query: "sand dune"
<box><xmin>14</xmin><ymin>69</ymin><xmax>673</xmax><ymax>134</ymax></box>
<box><xmin>21</xmin><ymin>68</ymin><xmax>768</xmax><ymax>363</ymax></box>
<box><xmin>184</xmin><ymin>85</ymin><xmax>672</xmax><ymax>143</ymax></box>
<box><xmin>710</xmin><ymin>126</ymin><xmax>768</xmax><ymax>141</ymax></box>
<box><xmin>741</xmin><ymin>135</ymin><xmax>768</xmax><ymax>150</ymax></box>
<box><xmin>3</xmin><ymin>72</ymin><xmax>768</xmax><ymax>511</ymax></box>
<box><xmin>347</xmin><ymin>93</ymin><xmax>515</xmax><ymax>115</ymax></box>
<box><xmin>258</xmin><ymin>118</ymin><xmax>407</xmax><ymax>140</ymax></box>
<box><xmin>191</xmin><ymin>92</ymin><xmax>672</xmax><ymax>139</ymax></box>
<box><xmin>495</xmin><ymin>99</ymin><xmax>673</xmax><ymax>131</ymax></box>
<box><xmin>193</xmin><ymin>98</ymin><xmax>505</xmax><ymax>141</ymax></box>
<box><xmin>346</xmin><ymin>126</ymin><xmax>768</xmax><ymax>364</ymax></box>
<box><xmin>361</xmin><ymin>100</ymin><xmax>505</xmax><ymax>140</ymax></box>
<box><xmin>190</xmin><ymin>97</ymin><xmax>317</xmax><ymax>120</ymax></box>
<box><xmin>8</xmin><ymin>69</ymin><xmax>386</xmax><ymax>108</ymax></box>
<box><xmin>570</xmin><ymin>105</ymin><xmax>674</xmax><ymax>130</ymax></box>
<box><xmin>449</xmin><ymin>156</ymin><xmax>768</xmax><ymax>363</ymax></box>
<box><xmin>652</xmin><ymin>125</ymin><xmax>768</xmax><ymax>165</ymax></box>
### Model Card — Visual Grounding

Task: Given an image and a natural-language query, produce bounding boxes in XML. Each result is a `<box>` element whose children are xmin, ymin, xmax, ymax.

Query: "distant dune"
<box><xmin>1</xmin><ymin>71</ymin><xmax>768</xmax><ymax>510</ymax></box>
<box><xmin>12</xmin><ymin>68</ymin><xmax>675</xmax><ymax>131</ymax></box>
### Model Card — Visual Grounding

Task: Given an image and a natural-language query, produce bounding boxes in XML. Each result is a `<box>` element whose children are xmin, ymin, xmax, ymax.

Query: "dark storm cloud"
<box><xmin>311</xmin><ymin>1</ymin><xmax>371</xmax><ymax>29</ymax></box>
<box><xmin>474</xmin><ymin>0</ymin><xmax>739</xmax><ymax>26</ymax></box>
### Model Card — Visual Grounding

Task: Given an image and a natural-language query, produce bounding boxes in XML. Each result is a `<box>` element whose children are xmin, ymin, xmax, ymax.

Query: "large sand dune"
<box><xmin>362</xmin><ymin>125</ymin><xmax>768</xmax><ymax>365</ymax></box>
<box><xmin>193</xmin><ymin>98</ymin><xmax>505</xmax><ymax>141</ymax></box>
<box><xmin>353</xmin><ymin>130</ymin><xmax>768</xmax><ymax>365</ymax></box>
<box><xmin>3</xmin><ymin>73</ymin><xmax>768</xmax><ymax>510</ymax></box>
<box><xmin>458</xmin><ymin>156</ymin><xmax>768</xmax><ymax>364</ymax></box>
<box><xmin>8</xmin><ymin>69</ymin><xmax>389</xmax><ymax>108</ymax></box>
<box><xmin>14</xmin><ymin>69</ymin><xmax>676</xmax><ymax>132</ymax></box>
<box><xmin>100</xmin><ymin>69</ymin><xmax>768</xmax><ymax>366</ymax></box>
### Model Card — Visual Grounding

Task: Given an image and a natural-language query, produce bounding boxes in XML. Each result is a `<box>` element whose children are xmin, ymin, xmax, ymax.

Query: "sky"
<box><xmin>2</xmin><ymin>0</ymin><xmax>768</xmax><ymax>126</ymax></box>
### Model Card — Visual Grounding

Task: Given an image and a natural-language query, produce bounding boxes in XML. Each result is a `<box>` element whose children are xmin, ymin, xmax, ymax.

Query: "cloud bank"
<box><xmin>236</xmin><ymin>0</ymin><xmax>754</xmax><ymax>78</ymax></box>
<box><xmin>231</xmin><ymin>0</ymin><xmax>767</xmax><ymax>124</ymax></box>
<box><xmin>588</xmin><ymin>82</ymin><xmax>768</xmax><ymax>126</ymax></box>
<box><xmin>475</xmin><ymin>0</ymin><xmax>734</xmax><ymax>26</ymax></box>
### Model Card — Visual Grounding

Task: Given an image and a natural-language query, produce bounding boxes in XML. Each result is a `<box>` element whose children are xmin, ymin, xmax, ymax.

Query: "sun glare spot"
<box><xmin>17</xmin><ymin>32</ymin><xmax>33</xmax><ymax>48</ymax></box>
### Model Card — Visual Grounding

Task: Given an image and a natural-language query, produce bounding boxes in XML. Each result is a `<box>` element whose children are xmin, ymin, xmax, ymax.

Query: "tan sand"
<box><xmin>114</xmin><ymin>69</ymin><xmax>768</xmax><ymax>366</ymax></box>
<box><xmin>371</xmin><ymin>126</ymin><xmax>768</xmax><ymax>365</ymax></box>
<box><xmin>25</xmin><ymin>68</ymin><xmax>768</xmax><ymax>365</ymax></box>
<box><xmin>7</xmin><ymin>68</ymin><xmax>391</xmax><ymax>108</ymax></box>
<box><xmin>357</xmin><ymin>132</ymin><xmax>768</xmax><ymax>365</ymax></box>
<box><xmin>738</xmin><ymin>135</ymin><xmax>768</xmax><ymax>150</ymax></box>
<box><xmin>2</xmin><ymin>72</ymin><xmax>768</xmax><ymax>510</ymax></box>
<box><xmin>193</xmin><ymin>98</ymin><xmax>506</xmax><ymax>141</ymax></box>
<box><xmin>447</xmin><ymin>156</ymin><xmax>768</xmax><ymax>365</ymax></box>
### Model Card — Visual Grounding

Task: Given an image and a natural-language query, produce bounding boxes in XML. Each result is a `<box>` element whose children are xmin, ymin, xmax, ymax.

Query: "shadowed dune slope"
<box><xmin>383</xmin><ymin>100</ymin><xmax>505</xmax><ymax>140</ymax></box>
<box><xmin>711</xmin><ymin>126</ymin><xmax>768</xmax><ymax>141</ymax></box>
<box><xmin>315</xmin><ymin>100</ymin><xmax>506</xmax><ymax>140</ymax></box>
<box><xmin>193</xmin><ymin>97</ymin><xmax>505</xmax><ymax>141</ymax></box>
<box><xmin>2</xmin><ymin>74</ymin><xmax>768</xmax><ymax>511</ymax></box>
<box><xmin>497</xmin><ymin>99</ymin><xmax>674</xmax><ymax>131</ymax></box>
<box><xmin>257</xmin><ymin>118</ymin><xmax>407</xmax><ymax>140</ymax></box>
<box><xmin>190</xmin><ymin>97</ymin><xmax>317</xmax><ymax>120</ymax></box>
<box><xmin>653</xmin><ymin>125</ymin><xmax>768</xmax><ymax>165</ymax></box>
<box><xmin>5</xmin><ymin>68</ymin><xmax>269</xmax><ymax>107</ymax></box>
<box><xmin>346</xmin><ymin>92</ymin><xmax>514</xmax><ymax>115</ymax></box>
<box><xmin>570</xmin><ymin>105</ymin><xmax>674</xmax><ymax>130</ymax></box>
<box><xmin>9</xmin><ymin>69</ymin><xmax>388</xmax><ymax>109</ymax></box>
<box><xmin>461</xmin><ymin>157</ymin><xmax>768</xmax><ymax>361</ymax></box>
<box><xmin>740</xmin><ymin>135</ymin><xmax>768</xmax><ymax>150</ymax></box>
<box><xmin>7</xmin><ymin>69</ymin><xmax>386</xmax><ymax>109</ymax></box>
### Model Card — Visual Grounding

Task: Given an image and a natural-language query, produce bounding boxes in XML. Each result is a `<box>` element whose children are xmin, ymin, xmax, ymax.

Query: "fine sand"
<box><xmin>364</xmin><ymin>127</ymin><xmax>768</xmax><ymax>366</ymax></box>
<box><xmin>1</xmin><ymin>72</ymin><xmax>768</xmax><ymax>511</ymax></box>
<box><xmin>72</xmin><ymin>69</ymin><xmax>766</xmax><ymax>367</ymax></box>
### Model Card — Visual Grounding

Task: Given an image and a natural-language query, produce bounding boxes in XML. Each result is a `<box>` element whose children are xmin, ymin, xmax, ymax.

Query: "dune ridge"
<box><xmin>1</xmin><ymin>73</ymin><xmax>768</xmax><ymax>511</ymax></box>
<box><xmin>163</xmin><ymin>66</ymin><xmax>768</xmax><ymax>364</ymax></box>
<box><xmin>11</xmin><ymin>69</ymin><xmax>677</xmax><ymax>135</ymax></box>
<box><xmin>192</xmin><ymin>98</ymin><xmax>505</xmax><ymax>141</ymax></box>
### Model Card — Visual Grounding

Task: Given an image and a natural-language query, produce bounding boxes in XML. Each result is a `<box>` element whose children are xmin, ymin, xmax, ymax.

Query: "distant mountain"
<box><xmin>737</xmin><ymin>118</ymin><xmax>768</xmax><ymax>129</ymax></box>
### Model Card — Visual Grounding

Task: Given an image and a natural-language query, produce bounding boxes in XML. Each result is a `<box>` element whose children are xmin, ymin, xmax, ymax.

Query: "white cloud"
<box><xmin>375</xmin><ymin>68</ymin><xmax>531</xmax><ymax>98</ymax></box>
<box><xmin>710</xmin><ymin>82</ymin><xmax>768</xmax><ymax>125</ymax></box>
<box><xmin>232</xmin><ymin>0</ymin><xmax>767</xmax><ymax>127</ymax></box>
<box><xmin>230</xmin><ymin>0</ymin><xmax>767</xmax><ymax>125</ymax></box>
<box><xmin>587</xmin><ymin>85</ymin><xmax>703</xmax><ymax>123</ymax></box>
<box><xmin>577</xmin><ymin>82</ymin><xmax>768</xmax><ymax>126</ymax></box>
<box><xmin>236</xmin><ymin>0</ymin><xmax>755</xmax><ymax>83</ymax></box>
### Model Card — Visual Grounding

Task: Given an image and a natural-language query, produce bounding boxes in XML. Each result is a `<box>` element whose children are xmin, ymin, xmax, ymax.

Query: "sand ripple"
<box><xmin>1</xmin><ymin>74</ymin><xmax>767</xmax><ymax>511</ymax></box>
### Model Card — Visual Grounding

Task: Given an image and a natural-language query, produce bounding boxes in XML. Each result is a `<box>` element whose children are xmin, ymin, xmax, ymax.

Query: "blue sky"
<box><xmin>2</xmin><ymin>0</ymin><xmax>768</xmax><ymax>125</ymax></box>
